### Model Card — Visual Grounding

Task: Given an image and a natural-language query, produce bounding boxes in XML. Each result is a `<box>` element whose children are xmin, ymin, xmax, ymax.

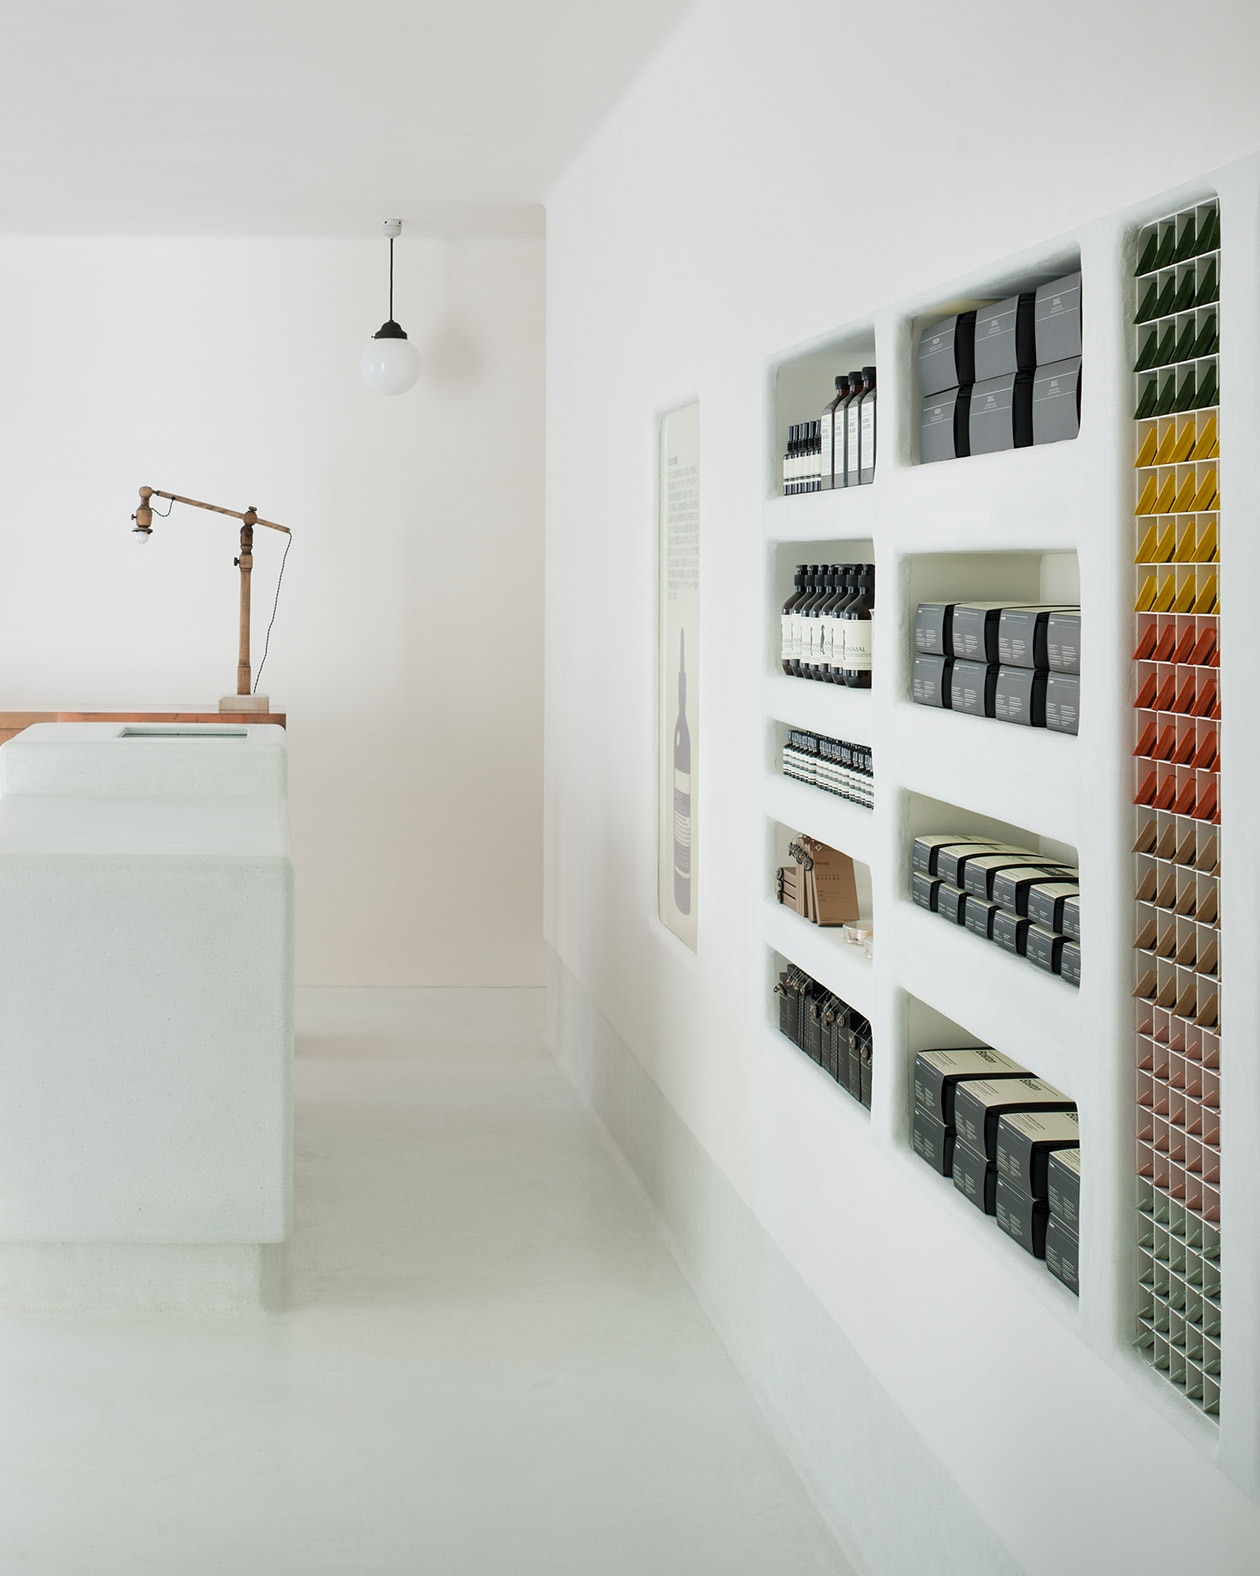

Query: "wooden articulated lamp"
<box><xmin>131</xmin><ymin>487</ymin><xmax>291</xmax><ymax>713</ymax></box>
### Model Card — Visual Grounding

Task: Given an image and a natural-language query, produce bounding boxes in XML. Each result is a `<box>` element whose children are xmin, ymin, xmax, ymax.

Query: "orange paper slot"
<box><xmin>1189</xmin><ymin>628</ymin><xmax>1218</xmax><ymax>666</ymax></box>
<box><xmin>1133</xmin><ymin>623</ymin><xmax>1159</xmax><ymax>661</ymax></box>
<box><xmin>1134</xmin><ymin>769</ymin><xmax>1159</xmax><ymax>807</ymax></box>
<box><xmin>1172</xmin><ymin>778</ymin><xmax>1198</xmax><ymax>816</ymax></box>
<box><xmin>1191</xmin><ymin>680</ymin><xmax>1219</xmax><ymax>719</ymax></box>
<box><xmin>1153</xmin><ymin>777</ymin><xmax>1178</xmax><ymax>811</ymax></box>
<box><xmin>1134</xmin><ymin>720</ymin><xmax>1158</xmax><ymax>757</ymax></box>
<box><xmin>1190</xmin><ymin>733</ymin><xmax>1219</xmax><ymax>771</ymax></box>
<box><xmin>1170</xmin><ymin>729</ymin><xmax>1196</xmax><ymax>765</ymax></box>
<box><xmin>1153</xmin><ymin>674</ymin><xmax>1179</xmax><ymax>711</ymax></box>
<box><xmin>1135</xmin><ymin>672</ymin><xmax>1159</xmax><ymax>709</ymax></box>
<box><xmin>1153</xmin><ymin>624</ymin><xmax>1177</xmax><ymax>662</ymax></box>
<box><xmin>1169</xmin><ymin>626</ymin><xmax>1197</xmax><ymax>665</ymax></box>
<box><xmin>1172</xmin><ymin>673</ymin><xmax>1198</xmax><ymax>713</ymax></box>
<box><xmin>1195</xmin><ymin>781</ymin><xmax>1219</xmax><ymax>822</ymax></box>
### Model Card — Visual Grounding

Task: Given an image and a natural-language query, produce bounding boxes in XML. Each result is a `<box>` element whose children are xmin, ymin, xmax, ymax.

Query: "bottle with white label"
<box><xmin>821</xmin><ymin>378</ymin><xmax>845</xmax><ymax>491</ymax></box>
<box><xmin>793</xmin><ymin>564</ymin><xmax>827</xmax><ymax>676</ymax></box>
<box><xmin>858</xmin><ymin>366</ymin><xmax>877</xmax><ymax>484</ymax></box>
<box><xmin>841</xmin><ymin>565</ymin><xmax>874</xmax><ymax>688</ymax></box>
<box><xmin>825</xmin><ymin>564</ymin><xmax>859</xmax><ymax>682</ymax></box>
<box><xmin>843</xmin><ymin>370</ymin><xmax>864</xmax><ymax>488</ymax></box>
<box><xmin>780</xmin><ymin>564</ymin><xmax>807</xmax><ymax>675</ymax></box>
<box><xmin>673</xmin><ymin>630</ymin><xmax>691</xmax><ymax>915</ymax></box>
<box><xmin>805</xmin><ymin>565</ymin><xmax>840</xmax><ymax>677</ymax></box>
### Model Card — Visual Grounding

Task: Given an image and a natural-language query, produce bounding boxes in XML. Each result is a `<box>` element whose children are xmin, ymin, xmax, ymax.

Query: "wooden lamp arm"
<box><xmin>136</xmin><ymin>486</ymin><xmax>290</xmax><ymax>534</ymax></box>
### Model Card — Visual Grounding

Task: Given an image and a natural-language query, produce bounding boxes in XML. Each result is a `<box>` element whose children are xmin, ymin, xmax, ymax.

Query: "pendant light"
<box><xmin>361</xmin><ymin>219</ymin><xmax>421</xmax><ymax>396</ymax></box>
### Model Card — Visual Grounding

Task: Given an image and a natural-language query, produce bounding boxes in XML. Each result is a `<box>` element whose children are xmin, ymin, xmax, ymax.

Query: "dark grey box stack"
<box><xmin>918</xmin><ymin>270</ymin><xmax>1081</xmax><ymax>463</ymax></box>
<box><xmin>911</xmin><ymin>832</ymin><xmax>1080</xmax><ymax>986</ymax></box>
<box><xmin>774</xmin><ymin>966</ymin><xmax>872</xmax><ymax>1109</ymax></box>
<box><xmin>913</xmin><ymin>601</ymin><xmax>1080</xmax><ymax>735</ymax></box>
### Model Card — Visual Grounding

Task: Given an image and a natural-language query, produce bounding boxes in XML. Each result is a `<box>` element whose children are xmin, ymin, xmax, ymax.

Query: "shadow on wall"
<box><xmin>422</xmin><ymin>316</ymin><xmax>486</xmax><ymax>386</ymax></box>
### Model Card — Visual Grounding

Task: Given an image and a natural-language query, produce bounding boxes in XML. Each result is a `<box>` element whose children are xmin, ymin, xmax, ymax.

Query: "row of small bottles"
<box><xmin>780</xmin><ymin>563</ymin><xmax>874</xmax><ymax>687</ymax></box>
<box><xmin>782</xmin><ymin>367</ymin><xmax>877</xmax><ymax>493</ymax></box>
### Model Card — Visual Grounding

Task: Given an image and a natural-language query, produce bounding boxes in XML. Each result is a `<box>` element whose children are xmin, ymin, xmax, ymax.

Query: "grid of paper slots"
<box><xmin>782</xmin><ymin>730</ymin><xmax>873</xmax><ymax>808</ymax></box>
<box><xmin>773</xmin><ymin>965</ymin><xmax>872</xmax><ymax>1109</ymax></box>
<box><xmin>1132</xmin><ymin>198</ymin><xmax>1221</xmax><ymax>1417</ymax></box>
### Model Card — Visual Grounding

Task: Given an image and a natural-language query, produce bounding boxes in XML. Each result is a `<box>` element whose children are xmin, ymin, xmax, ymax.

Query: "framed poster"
<box><xmin>658</xmin><ymin>401</ymin><xmax>699</xmax><ymax>949</ymax></box>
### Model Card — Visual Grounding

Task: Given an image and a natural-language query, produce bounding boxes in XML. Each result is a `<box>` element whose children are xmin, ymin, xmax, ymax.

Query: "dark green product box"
<box><xmin>1027</xmin><ymin>880</ymin><xmax>1080</xmax><ymax>933</ymax></box>
<box><xmin>953</xmin><ymin>1076</ymin><xmax>1075</xmax><ymax>1160</ymax></box>
<box><xmin>964</xmin><ymin>896</ymin><xmax>999</xmax><ymax>938</ymax></box>
<box><xmin>913</xmin><ymin>652</ymin><xmax>953</xmax><ymax>707</ymax></box>
<box><xmin>1032</xmin><ymin>357</ymin><xmax>1081</xmax><ymax>446</ymax></box>
<box><xmin>990</xmin><ymin>864</ymin><xmax>1076</xmax><ymax>915</ymax></box>
<box><xmin>1026</xmin><ymin>924</ymin><xmax>1065</xmax><ymax>975</ymax></box>
<box><xmin>952</xmin><ymin>1139</ymin><xmax>997</xmax><ymax>1214</ymax></box>
<box><xmin>1046</xmin><ymin>1146</ymin><xmax>1081</xmax><ymax>1230</ymax></box>
<box><xmin>1044</xmin><ymin>1215</ymin><xmax>1080</xmax><ymax>1294</ymax></box>
<box><xmin>914</xmin><ymin>1047</ymin><xmax>1030</xmax><ymax>1125</ymax></box>
<box><xmin>996</xmin><ymin>1108</ymin><xmax>1080</xmax><ymax>1197</ymax></box>
<box><xmin>912</xmin><ymin>1107</ymin><xmax>955</xmax><ymax>1175</ymax></box>
<box><xmin>1061</xmin><ymin>894</ymin><xmax>1080</xmax><ymax>942</ymax></box>
<box><xmin>1045</xmin><ymin>672</ymin><xmax>1080</xmax><ymax>734</ymax></box>
<box><xmin>915</xmin><ymin>602</ymin><xmax>954</xmax><ymax>654</ymax></box>
<box><xmin>992</xmin><ymin>910</ymin><xmax>1031</xmax><ymax>955</ymax></box>
<box><xmin>919</xmin><ymin>311</ymin><xmax>977</xmax><ymax>398</ymax></box>
<box><xmin>974</xmin><ymin>292</ymin><xmax>1036</xmax><ymax>381</ymax></box>
<box><xmin>995</xmin><ymin>1177</ymin><xmax>1050</xmax><ymax>1257</ymax></box>
<box><xmin>963</xmin><ymin>853</ymin><xmax>1043</xmax><ymax>900</ymax></box>
<box><xmin>936</xmin><ymin>883</ymin><xmax>967</xmax><ymax>925</ymax></box>
<box><xmin>1046</xmin><ymin>611</ymin><xmax>1081</xmax><ymax>675</ymax></box>
<box><xmin>951</xmin><ymin>659</ymin><xmax>998</xmax><ymax>716</ymax></box>
<box><xmin>912</xmin><ymin>834</ymin><xmax>994</xmax><ymax>877</ymax></box>
<box><xmin>1059</xmin><ymin>940</ymin><xmax>1081</xmax><ymax>987</ymax></box>
<box><xmin>912</xmin><ymin>871</ymin><xmax>942</xmax><ymax>912</ymax></box>
<box><xmin>920</xmin><ymin>387</ymin><xmax>971</xmax><ymax>463</ymax></box>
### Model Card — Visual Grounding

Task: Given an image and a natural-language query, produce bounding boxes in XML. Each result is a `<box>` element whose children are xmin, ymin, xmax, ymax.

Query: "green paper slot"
<box><xmin>1195</xmin><ymin>259</ymin><xmax>1218</xmax><ymax>308</ymax></box>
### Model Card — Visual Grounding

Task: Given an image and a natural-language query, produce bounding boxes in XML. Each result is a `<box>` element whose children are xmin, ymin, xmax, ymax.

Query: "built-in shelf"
<box><xmin>764</xmin><ymin>674</ymin><xmax>874</xmax><ymax>736</ymax></box>
<box><xmin>761</xmin><ymin>898</ymin><xmax>873</xmax><ymax>1020</ymax></box>
<box><xmin>763</xmin><ymin>486</ymin><xmax>880</xmax><ymax>543</ymax></box>
<box><xmin>763</xmin><ymin>774</ymin><xmax>875</xmax><ymax>870</ymax></box>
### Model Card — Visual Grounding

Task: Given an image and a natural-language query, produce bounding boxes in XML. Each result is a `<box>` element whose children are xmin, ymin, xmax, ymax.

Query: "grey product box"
<box><xmin>913</xmin><ymin>834</ymin><xmax>992</xmax><ymax>876</ymax></box>
<box><xmin>1034</xmin><ymin>272</ymin><xmax>1082</xmax><ymax>364</ymax></box>
<box><xmin>1061</xmin><ymin>894</ymin><xmax>1080</xmax><ymax>942</ymax></box>
<box><xmin>953</xmin><ymin>1076</ymin><xmax>1074</xmax><ymax>1160</ymax></box>
<box><xmin>994</xmin><ymin>665</ymin><xmax>1047</xmax><ymax>727</ymax></box>
<box><xmin>995</xmin><ymin>1177</ymin><xmax>1050</xmax><ymax>1258</ymax></box>
<box><xmin>920</xmin><ymin>387</ymin><xmax>971</xmax><ymax>463</ymax></box>
<box><xmin>963</xmin><ymin>853</ymin><xmax>1043</xmax><ymax>899</ymax></box>
<box><xmin>1027</xmin><ymin>880</ymin><xmax>1080</xmax><ymax>932</ymax></box>
<box><xmin>997</xmin><ymin>605</ymin><xmax>1078</xmax><ymax>669</ymax></box>
<box><xmin>1044</xmin><ymin>1215</ymin><xmax>1080</xmax><ymax>1294</ymax></box>
<box><xmin>912</xmin><ymin>870</ymin><xmax>942</xmax><ymax>912</ymax></box>
<box><xmin>996</xmin><ymin>1108</ymin><xmax>1080</xmax><ymax>1197</ymax></box>
<box><xmin>951</xmin><ymin>602</ymin><xmax>1037</xmax><ymax>663</ymax></box>
<box><xmin>1045</xmin><ymin>672</ymin><xmax>1080</xmax><ymax>734</ymax></box>
<box><xmin>912</xmin><ymin>1108</ymin><xmax>956</xmax><ymax>1176</ymax></box>
<box><xmin>1060</xmin><ymin>940</ymin><xmax>1081</xmax><ymax>987</ymax></box>
<box><xmin>969</xmin><ymin>370</ymin><xmax>1034</xmax><ymax>454</ymax></box>
<box><xmin>937</xmin><ymin>842</ymin><xmax>1017</xmax><ymax>886</ymax></box>
<box><xmin>1046</xmin><ymin>611</ymin><xmax>1081</xmax><ymax>674</ymax></box>
<box><xmin>964</xmin><ymin>896</ymin><xmax>999</xmax><ymax>938</ymax></box>
<box><xmin>918</xmin><ymin>310</ymin><xmax>978</xmax><ymax>397</ymax></box>
<box><xmin>952</xmin><ymin>1139</ymin><xmax>998</xmax><ymax>1213</ymax></box>
<box><xmin>951</xmin><ymin>659</ymin><xmax>998</xmax><ymax>717</ymax></box>
<box><xmin>913</xmin><ymin>653</ymin><xmax>954</xmax><ymax>708</ymax></box>
<box><xmin>991</xmin><ymin>864</ymin><xmax>1077</xmax><ymax>915</ymax></box>
<box><xmin>915</xmin><ymin>602</ymin><xmax>954</xmax><ymax>654</ymax></box>
<box><xmin>1026</xmin><ymin>924</ymin><xmax>1065</xmax><ymax>976</ymax></box>
<box><xmin>1046</xmin><ymin>1146</ymin><xmax>1081</xmax><ymax>1230</ymax></box>
<box><xmin>913</xmin><ymin>1047</ymin><xmax>1030</xmax><ymax>1124</ymax></box>
<box><xmin>1032</xmin><ymin>357</ymin><xmax>1081</xmax><ymax>446</ymax></box>
<box><xmin>936</xmin><ymin>883</ymin><xmax>967</xmax><ymax>925</ymax></box>
<box><xmin>973</xmin><ymin>292</ymin><xmax>1036</xmax><ymax>381</ymax></box>
<box><xmin>992</xmin><ymin>910</ymin><xmax>1031</xmax><ymax>955</ymax></box>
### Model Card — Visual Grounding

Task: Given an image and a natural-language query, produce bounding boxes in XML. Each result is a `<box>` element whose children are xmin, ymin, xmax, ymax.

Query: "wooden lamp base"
<box><xmin>219</xmin><ymin>695</ymin><xmax>271</xmax><ymax>714</ymax></box>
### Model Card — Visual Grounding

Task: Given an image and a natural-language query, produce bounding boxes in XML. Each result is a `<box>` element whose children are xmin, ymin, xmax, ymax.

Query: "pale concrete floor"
<box><xmin>0</xmin><ymin>989</ymin><xmax>850</xmax><ymax>1575</ymax></box>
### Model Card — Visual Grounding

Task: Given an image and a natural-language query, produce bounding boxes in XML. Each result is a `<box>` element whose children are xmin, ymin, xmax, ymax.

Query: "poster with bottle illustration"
<box><xmin>658</xmin><ymin>401</ymin><xmax>699</xmax><ymax>950</ymax></box>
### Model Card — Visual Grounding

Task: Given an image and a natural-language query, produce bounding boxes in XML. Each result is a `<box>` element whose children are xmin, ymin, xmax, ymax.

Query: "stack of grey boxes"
<box><xmin>918</xmin><ymin>271</ymin><xmax>1082</xmax><ymax>461</ymax></box>
<box><xmin>912</xmin><ymin>599</ymin><xmax>1080</xmax><ymax>734</ymax></box>
<box><xmin>912</xmin><ymin>1046</ymin><xmax>1081</xmax><ymax>1294</ymax></box>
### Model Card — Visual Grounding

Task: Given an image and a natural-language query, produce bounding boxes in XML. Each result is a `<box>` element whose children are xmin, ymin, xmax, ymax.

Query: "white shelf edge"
<box><xmin>762</xmin><ymin>898</ymin><xmax>874</xmax><ymax>1019</ymax></box>
<box><xmin>758</xmin><ymin>1023</ymin><xmax>873</xmax><ymax>1132</ymax></box>
<box><xmin>763</xmin><ymin>773</ymin><xmax>875</xmax><ymax>869</ymax></box>
<box><xmin>763</xmin><ymin>486</ymin><xmax>879</xmax><ymax>543</ymax></box>
<box><xmin>764</xmin><ymin>673</ymin><xmax>876</xmax><ymax>738</ymax></box>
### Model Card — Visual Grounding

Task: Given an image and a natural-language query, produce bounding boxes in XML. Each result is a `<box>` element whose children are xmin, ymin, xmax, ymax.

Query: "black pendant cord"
<box><xmin>389</xmin><ymin>236</ymin><xmax>395</xmax><ymax>321</ymax></box>
<box><xmin>252</xmin><ymin>533</ymin><xmax>292</xmax><ymax>694</ymax></box>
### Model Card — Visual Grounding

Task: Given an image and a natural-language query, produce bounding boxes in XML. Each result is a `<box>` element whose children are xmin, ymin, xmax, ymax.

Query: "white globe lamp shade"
<box><xmin>361</xmin><ymin>324</ymin><xmax>421</xmax><ymax>396</ymax></box>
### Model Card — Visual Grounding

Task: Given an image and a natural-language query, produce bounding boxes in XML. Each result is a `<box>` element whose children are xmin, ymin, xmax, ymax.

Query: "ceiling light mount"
<box><xmin>361</xmin><ymin>218</ymin><xmax>421</xmax><ymax>395</ymax></box>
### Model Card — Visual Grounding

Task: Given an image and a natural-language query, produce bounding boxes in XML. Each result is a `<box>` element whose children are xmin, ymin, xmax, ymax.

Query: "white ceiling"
<box><xmin>0</xmin><ymin>0</ymin><xmax>693</xmax><ymax>234</ymax></box>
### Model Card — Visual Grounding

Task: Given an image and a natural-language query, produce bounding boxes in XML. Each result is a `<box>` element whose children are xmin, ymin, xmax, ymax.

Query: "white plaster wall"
<box><xmin>0</xmin><ymin>235</ymin><xmax>545</xmax><ymax>986</ymax></box>
<box><xmin>544</xmin><ymin>0</ymin><xmax>1260</xmax><ymax>1567</ymax></box>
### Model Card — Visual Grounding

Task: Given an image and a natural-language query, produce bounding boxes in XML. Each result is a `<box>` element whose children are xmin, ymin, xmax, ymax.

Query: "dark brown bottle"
<box><xmin>807</xmin><ymin>565</ymin><xmax>843</xmax><ymax>678</ymax></box>
<box><xmin>790</xmin><ymin>565</ymin><xmax>822</xmax><ymax>676</ymax></box>
<box><xmin>800</xmin><ymin>564</ymin><xmax>833</xmax><ymax>679</ymax></box>
<box><xmin>842</xmin><ymin>371</ymin><xmax>865</xmax><ymax>487</ymax></box>
<box><xmin>824</xmin><ymin>564</ymin><xmax>859</xmax><ymax>682</ymax></box>
<box><xmin>780</xmin><ymin>564</ymin><xmax>807</xmax><ymax>675</ymax></box>
<box><xmin>841</xmin><ymin>564</ymin><xmax>874</xmax><ymax>688</ymax></box>
<box><xmin>857</xmin><ymin>366</ymin><xmax>877</xmax><ymax>485</ymax></box>
<box><xmin>821</xmin><ymin>377</ymin><xmax>846</xmax><ymax>491</ymax></box>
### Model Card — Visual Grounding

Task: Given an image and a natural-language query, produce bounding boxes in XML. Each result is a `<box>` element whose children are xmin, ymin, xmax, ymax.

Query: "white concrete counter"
<box><xmin>0</xmin><ymin>723</ymin><xmax>294</xmax><ymax>1312</ymax></box>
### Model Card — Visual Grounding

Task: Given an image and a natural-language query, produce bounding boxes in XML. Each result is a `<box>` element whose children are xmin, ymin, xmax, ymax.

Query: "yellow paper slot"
<box><xmin>1134</xmin><ymin>574</ymin><xmax>1159</xmax><ymax>613</ymax></box>
<box><xmin>1134</xmin><ymin>521</ymin><xmax>1161</xmax><ymax>562</ymax></box>
<box><xmin>1170</xmin><ymin>420</ymin><xmax>1197</xmax><ymax>463</ymax></box>
<box><xmin>1153</xmin><ymin>521</ymin><xmax>1177</xmax><ymax>563</ymax></box>
<box><xmin>1174</xmin><ymin>519</ymin><xmax>1198</xmax><ymax>562</ymax></box>
<box><xmin>1190</xmin><ymin>414</ymin><xmax>1218</xmax><ymax>462</ymax></box>
<box><xmin>1153</xmin><ymin>475</ymin><xmax>1178</xmax><ymax>514</ymax></box>
<box><xmin>1153</xmin><ymin>424</ymin><xmax>1181</xmax><ymax>466</ymax></box>
<box><xmin>1171</xmin><ymin>474</ymin><xmax>1198</xmax><ymax>513</ymax></box>
<box><xmin>1192</xmin><ymin>472</ymin><xmax>1219</xmax><ymax>512</ymax></box>
<box><xmin>1135</xmin><ymin>427</ymin><xmax>1159</xmax><ymax>468</ymax></box>
<box><xmin>1194</xmin><ymin>519</ymin><xmax>1218</xmax><ymax>563</ymax></box>
<box><xmin>1191</xmin><ymin>575</ymin><xmax>1218</xmax><ymax>615</ymax></box>
<box><xmin>1170</xmin><ymin>577</ymin><xmax>1197</xmax><ymax>613</ymax></box>
<box><xmin>1150</xmin><ymin>576</ymin><xmax>1177</xmax><ymax>612</ymax></box>
<box><xmin>1135</xmin><ymin>474</ymin><xmax>1159</xmax><ymax>515</ymax></box>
